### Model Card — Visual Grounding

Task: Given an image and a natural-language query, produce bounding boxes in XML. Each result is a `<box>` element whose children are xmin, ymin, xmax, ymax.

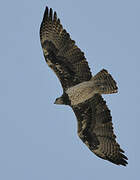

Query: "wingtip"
<box><xmin>119</xmin><ymin>159</ymin><xmax>128</xmax><ymax>167</ymax></box>
<box><xmin>119</xmin><ymin>155</ymin><xmax>128</xmax><ymax>166</ymax></box>
<box><xmin>107</xmin><ymin>153</ymin><xmax>128</xmax><ymax>166</ymax></box>
<box><xmin>44</xmin><ymin>6</ymin><xmax>49</xmax><ymax>18</ymax></box>
<box><xmin>43</xmin><ymin>6</ymin><xmax>58</xmax><ymax>22</ymax></box>
<box><xmin>49</xmin><ymin>8</ymin><xmax>53</xmax><ymax>20</ymax></box>
<box><xmin>54</xmin><ymin>11</ymin><xmax>57</xmax><ymax>21</ymax></box>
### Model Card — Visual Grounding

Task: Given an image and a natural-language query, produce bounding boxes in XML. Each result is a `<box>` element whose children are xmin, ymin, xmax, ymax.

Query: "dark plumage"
<box><xmin>40</xmin><ymin>6</ymin><xmax>128</xmax><ymax>166</ymax></box>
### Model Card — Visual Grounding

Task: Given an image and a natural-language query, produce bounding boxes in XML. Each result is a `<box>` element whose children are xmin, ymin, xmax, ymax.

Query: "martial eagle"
<box><xmin>40</xmin><ymin>7</ymin><xmax>128</xmax><ymax>166</ymax></box>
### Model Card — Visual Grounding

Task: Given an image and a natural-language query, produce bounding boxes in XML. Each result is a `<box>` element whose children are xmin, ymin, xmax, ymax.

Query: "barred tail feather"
<box><xmin>92</xmin><ymin>69</ymin><xmax>118</xmax><ymax>94</ymax></box>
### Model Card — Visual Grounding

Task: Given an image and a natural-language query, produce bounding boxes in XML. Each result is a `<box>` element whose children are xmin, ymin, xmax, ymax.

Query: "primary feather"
<box><xmin>40</xmin><ymin>6</ymin><xmax>128</xmax><ymax>166</ymax></box>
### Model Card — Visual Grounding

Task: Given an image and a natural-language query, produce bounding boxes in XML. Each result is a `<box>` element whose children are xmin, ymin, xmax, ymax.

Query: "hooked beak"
<box><xmin>54</xmin><ymin>97</ymin><xmax>64</xmax><ymax>105</ymax></box>
<box><xmin>54</xmin><ymin>99</ymin><xmax>57</xmax><ymax>104</ymax></box>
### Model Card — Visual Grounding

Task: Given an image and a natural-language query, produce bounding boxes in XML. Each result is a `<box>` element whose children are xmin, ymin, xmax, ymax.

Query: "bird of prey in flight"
<box><xmin>40</xmin><ymin>6</ymin><xmax>128</xmax><ymax>166</ymax></box>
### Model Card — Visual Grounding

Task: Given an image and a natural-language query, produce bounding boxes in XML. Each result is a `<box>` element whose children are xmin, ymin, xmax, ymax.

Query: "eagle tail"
<box><xmin>92</xmin><ymin>69</ymin><xmax>118</xmax><ymax>94</ymax></box>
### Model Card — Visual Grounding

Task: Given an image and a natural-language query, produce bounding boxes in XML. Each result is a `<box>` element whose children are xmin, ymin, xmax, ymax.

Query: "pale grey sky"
<box><xmin>0</xmin><ymin>0</ymin><xmax>139</xmax><ymax>179</ymax></box>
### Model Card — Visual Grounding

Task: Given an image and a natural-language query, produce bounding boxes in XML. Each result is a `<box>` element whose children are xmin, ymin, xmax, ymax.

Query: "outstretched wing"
<box><xmin>72</xmin><ymin>94</ymin><xmax>128</xmax><ymax>166</ymax></box>
<box><xmin>40</xmin><ymin>7</ymin><xmax>92</xmax><ymax>90</ymax></box>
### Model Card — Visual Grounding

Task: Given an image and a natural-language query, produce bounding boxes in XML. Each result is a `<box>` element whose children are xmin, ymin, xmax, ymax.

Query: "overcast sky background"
<box><xmin>0</xmin><ymin>0</ymin><xmax>139</xmax><ymax>179</ymax></box>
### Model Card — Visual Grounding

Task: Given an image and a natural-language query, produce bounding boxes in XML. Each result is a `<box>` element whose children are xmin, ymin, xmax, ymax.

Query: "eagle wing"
<box><xmin>72</xmin><ymin>94</ymin><xmax>128</xmax><ymax>166</ymax></box>
<box><xmin>40</xmin><ymin>7</ymin><xmax>92</xmax><ymax>90</ymax></box>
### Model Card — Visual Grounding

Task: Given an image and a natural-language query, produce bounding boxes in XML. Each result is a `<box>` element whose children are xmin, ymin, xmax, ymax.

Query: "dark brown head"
<box><xmin>54</xmin><ymin>93</ymin><xmax>70</xmax><ymax>105</ymax></box>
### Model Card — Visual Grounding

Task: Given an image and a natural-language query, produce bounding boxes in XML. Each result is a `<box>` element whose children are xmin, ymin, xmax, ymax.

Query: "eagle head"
<box><xmin>54</xmin><ymin>97</ymin><xmax>64</xmax><ymax>105</ymax></box>
<box><xmin>54</xmin><ymin>93</ymin><xmax>70</xmax><ymax>105</ymax></box>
